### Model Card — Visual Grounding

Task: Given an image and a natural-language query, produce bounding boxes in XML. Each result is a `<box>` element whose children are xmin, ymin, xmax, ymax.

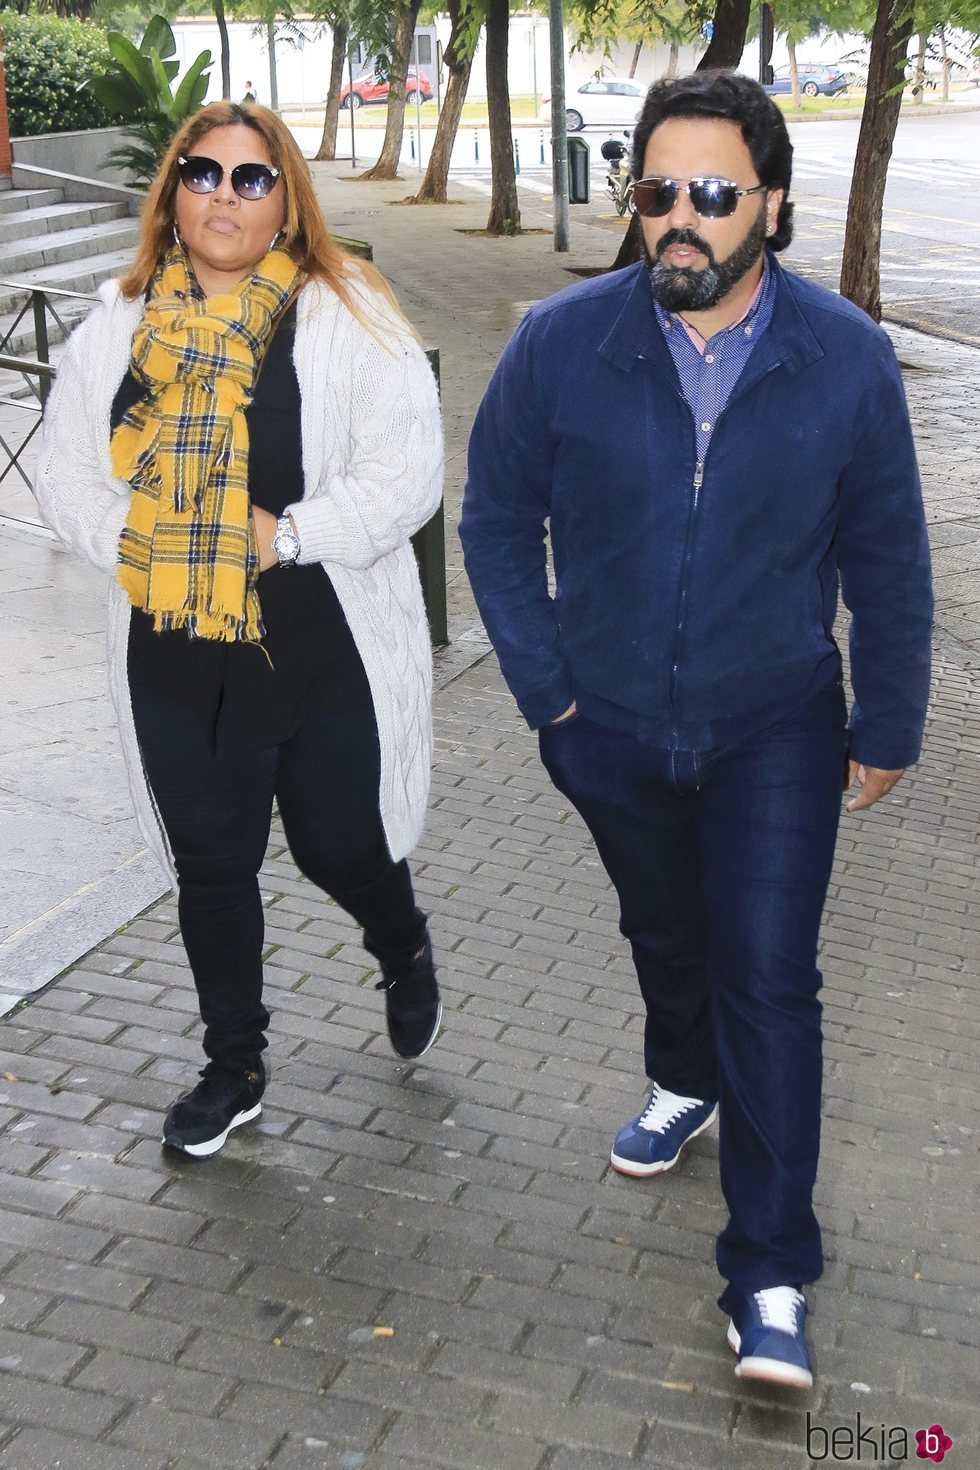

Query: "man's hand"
<box><xmin>252</xmin><ymin>505</ymin><xmax>280</xmax><ymax>572</ymax></box>
<box><xmin>844</xmin><ymin>761</ymin><xmax>906</xmax><ymax>813</ymax></box>
<box><xmin>550</xmin><ymin>701</ymin><xmax>577</xmax><ymax>725</ymax></box>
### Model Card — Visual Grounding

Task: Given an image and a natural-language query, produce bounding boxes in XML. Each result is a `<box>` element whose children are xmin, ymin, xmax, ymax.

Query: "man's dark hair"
<box><xmin>631</xmin><ymin>71</ymin><xmax>794</xmax><ymax>251</ymax></box>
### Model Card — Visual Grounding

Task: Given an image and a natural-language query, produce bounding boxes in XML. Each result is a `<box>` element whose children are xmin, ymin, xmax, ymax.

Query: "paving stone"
<box><xmin>2</xmin><ymin>1254</ymin><xmax>149</xmax><ymax>1310</ymax></box>
<box><xmin>380</xmin><ymin>1411</ymin><xmax>546</xmax><ymax>1470</ymax></box>
<box><xmin>0</xmin><ymin>1427</ymin><xmax>167</xmax><ymax>1470</ymax></box>
<box><xmin>0</xmin><ymin>1323</ymin><xmax>89</xmax><ymax>1382</ymax></box>
<box><xmin>71</xmin><ymin>1346</ymin><xmax>233</xmax><ymax>1412</ymax></box>
<box><xmin>108</xmin><ymin>1402</ymin><xmax>281</xmax><ymax>1467</ymax></box>
<box><xmin>176</xmin><ymin>1326</ymin><xmax>340</xmax><ymax>1393</ymax></box>
<box><xmin>36</xmin><ymin>1298</ymin><xmax>193</xmax><ymax>1361</ymax></box>
<box><xmin>219</xmin><ymin>1381</ymin><xmax>390</xmax><ymax>1444</ymax></box>
<box><xmin>0</xmin><ymin>1376</ymin><xmax>123</xmax><ymax>1440</ymax></box>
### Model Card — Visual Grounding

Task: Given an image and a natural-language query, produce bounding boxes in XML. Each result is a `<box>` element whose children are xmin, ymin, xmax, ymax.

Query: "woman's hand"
<box><xmin>252</xmin><ymin>505</ymin><xmax>280</xmax><ymax>572</ymax></box>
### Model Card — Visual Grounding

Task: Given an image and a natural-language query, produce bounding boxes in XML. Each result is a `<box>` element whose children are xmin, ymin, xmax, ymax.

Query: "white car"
<box><xmin>543</xmin><ymin>77</ymin><xmax>646</xmax><ymax>133</ymax></box>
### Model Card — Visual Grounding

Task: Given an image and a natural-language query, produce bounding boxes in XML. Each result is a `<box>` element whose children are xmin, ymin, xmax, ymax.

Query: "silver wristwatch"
<box><xmin>272</xmin><ymin>514</ymin><xmax>300</xmax><ymax>567</ymax></box>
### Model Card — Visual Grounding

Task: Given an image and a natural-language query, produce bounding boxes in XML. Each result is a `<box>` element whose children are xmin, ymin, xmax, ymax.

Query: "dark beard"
<box><xmin>646</xmin><ymin>206</ymin><xmax>769</xmax><ymax>312</ymax></box>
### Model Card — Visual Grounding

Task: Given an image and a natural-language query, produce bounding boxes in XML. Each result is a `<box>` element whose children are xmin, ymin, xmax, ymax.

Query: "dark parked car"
<box><xmin>763</xmin><ymin>64</ymin><xmax>848</xmax><ymax>98</ymax></box>
<box><xmin>340</xmin><ymin>68</ymin><xmax>433</xmax><ymax>109</ymax></box>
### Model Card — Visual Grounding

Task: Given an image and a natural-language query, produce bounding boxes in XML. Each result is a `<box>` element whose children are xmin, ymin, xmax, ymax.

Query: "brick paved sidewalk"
<box><xmin>1</xmin><ymin>168</ymin><xmax>978</xmax><ymax>1468</ymax></box>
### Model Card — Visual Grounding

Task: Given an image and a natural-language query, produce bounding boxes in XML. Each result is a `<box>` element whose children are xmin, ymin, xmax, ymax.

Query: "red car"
<box><xmin>340</xmin><ymin>68</ymin><xmax>433</xmax><ymax>109</ymax></box>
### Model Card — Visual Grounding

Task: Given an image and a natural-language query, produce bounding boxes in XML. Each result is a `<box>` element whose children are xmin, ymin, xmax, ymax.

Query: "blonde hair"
<box><xmin>119</xmin><ymin>101</ymin><xmax>410</xmax><ymax>336</ymax></box>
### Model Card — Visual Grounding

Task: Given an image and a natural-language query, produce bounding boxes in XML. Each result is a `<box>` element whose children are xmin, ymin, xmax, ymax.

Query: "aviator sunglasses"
<box><xmin>177</xmin><ymin>154</ymin><xmax>281</xmax><ymax>201</ymax></box>
<box><xmin>632</xmin><ymin>176</ymin><xmax>767</xmax><ymax>220</ymax></box>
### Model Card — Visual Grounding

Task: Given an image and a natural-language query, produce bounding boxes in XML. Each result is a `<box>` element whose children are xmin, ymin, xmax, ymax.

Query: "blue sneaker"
<box><xmin>726</xmin><ymin>1286</ymin><xmax>813</xmax><ymax>1390</ymax></box>
<box><xmin>610</xmin><ymin>1083</ymin><xmax>718</xmax><ymax>1177</ymax></box>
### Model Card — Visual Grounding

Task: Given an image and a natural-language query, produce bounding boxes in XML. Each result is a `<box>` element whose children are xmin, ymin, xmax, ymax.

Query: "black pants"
<box><xmin>131</xmin><ymin>673</ymin><xmax>427</xmax><ymax>1071</ymax></box>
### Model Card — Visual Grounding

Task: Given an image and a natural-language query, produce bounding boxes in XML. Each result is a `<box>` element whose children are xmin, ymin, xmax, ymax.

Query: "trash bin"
<box><xmin>567</xmin><ymin>136</ymin><xmax>591</xmax><ymax>204</ymax></box>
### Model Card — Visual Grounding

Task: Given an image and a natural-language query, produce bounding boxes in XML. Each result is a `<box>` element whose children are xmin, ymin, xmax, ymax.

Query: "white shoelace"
<box><xmin>754</xmin><ymin>1286</ymin><xmax>805</xmax><ymax>1336</ymax></box>
<box><xmin>637</xmin><ymin>1084</ymin><xmax>705</xmax><ymax>1135</ymax></box>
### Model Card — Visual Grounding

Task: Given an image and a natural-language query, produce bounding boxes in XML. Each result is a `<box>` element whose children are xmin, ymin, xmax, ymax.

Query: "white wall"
<box><xmin>171</xmin><ymin>18</ymin><xmax>333</xmax><ymax>108</ymax></box>
<box><xmin>169</xmin><ymin>14</ymin><xmax>705</xmax><ymax>110</ymax></box>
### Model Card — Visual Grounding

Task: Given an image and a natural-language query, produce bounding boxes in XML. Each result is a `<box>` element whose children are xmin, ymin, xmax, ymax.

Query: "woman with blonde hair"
<box><xmin>35</xmin><ymin>103</ymin><xmax>444</xmax><ymax>1156</ymax></box>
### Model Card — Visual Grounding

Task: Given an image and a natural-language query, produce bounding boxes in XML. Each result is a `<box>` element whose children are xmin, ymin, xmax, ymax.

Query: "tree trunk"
<box><xmin>787</xmin><ymin>35</ymin><xmax>801</xmax><ymax>109</ymax></box>
<box><xmin>611</xmin><ymin>211</ymin><xmax>643</xmax><ymax>270</ymax></box>
<box><xmin>485</xmin><ymin>0</ymin><xmax>520</xmax><ymax>235</ymax></box>
<box><xmin>911</xmin><ymin>30</ymin><xmax>927</xmax><ymax>104</ymax></box>
<box><xmin>666</xmin><ymin>41</ymin><xmax>679</xmax><ymax>79</ymax></box>
<box><xmin>839</xmin><ymin>0</ymin><xmax>914</xmax><ymax>321</ymax></box>
<box><xmin>412</xmin><ymin>60</ymin><xmax>471</xmax><ymax>202</ymax></box>
<box><xmin>629</xmin><ymin>41</ymin><xmax>643</xmax><ymax>79</ymax></box>
<box><xmin>213</xmin><ymin>0</ymin><xmax>231</xmax><ymax>100</ymax></box>
<box><xmin>315</xmin><ymin>20</ymin><xmax>348</xmax><ymax>161</ymax></box>
<box><xmin>410</xmin><ymin>0</ymin><xmax>474</xmax><ymax>203</ymax></box>
<box><xmin>697</xmin><ymin>0</ymin><xmax>751</xmax><ymax>71</ymax></box>
<box><xmin>359</xmin><ymin>0</ymin><xmax>422</xmax><ymax>181</ymax></box>
<box><xmin>939</xmin><ymin>26</ymin><xmax>950</xmax><ymax>103</ymax></box>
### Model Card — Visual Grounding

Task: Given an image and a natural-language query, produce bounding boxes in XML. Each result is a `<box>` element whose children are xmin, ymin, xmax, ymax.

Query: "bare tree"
<box><xmin>410</xmin><ymin>0</ymin><xmax>478</xmax><ymax>204</ymax></box>
<box><xmin>485</xmin><ymin>0</ymin><xmax>520</xmax><ymax>234</ymax></box>
<box><xmin>315</xmin><ymin>14</ymin><xmax>348</xmax><ymax>160</ymax></box>
<box><xmin>839</xmin><ymin>0</ymin><xmax>914</xmax><ymax>321</ymax></box>
<box><xmin>213</xmin><ymin>0</ymin><xmax>231</xmax><ymax>99</ymax></box>
<box><xmin>359</xmin><ymin>0</ymin><xmax>422</xmax><ymax>181</ymax></box>
<box><xmin>697</xmin><ymin>0</ymin><xmax>751</xmax><ymax>70</ymax></box>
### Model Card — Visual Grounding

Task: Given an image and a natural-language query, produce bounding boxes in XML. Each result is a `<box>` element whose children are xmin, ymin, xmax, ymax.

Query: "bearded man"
<box><xmin>460</xmin><ymin>71</ymin><xmax>932</xmax><ymax>1390</ymax></box>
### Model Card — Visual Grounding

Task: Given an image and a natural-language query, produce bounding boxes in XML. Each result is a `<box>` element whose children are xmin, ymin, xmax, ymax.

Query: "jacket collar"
<box><xmin>598</xmin><ymin>253</ymin><xmax>826</xmax><ymax>380</ymax></box>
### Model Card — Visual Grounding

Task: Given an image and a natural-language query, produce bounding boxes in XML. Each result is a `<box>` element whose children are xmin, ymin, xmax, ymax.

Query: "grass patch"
<box><xmin>771</xmin><ymin>92</ymin><xmax>863</xmax><ymax>115</ymax></box>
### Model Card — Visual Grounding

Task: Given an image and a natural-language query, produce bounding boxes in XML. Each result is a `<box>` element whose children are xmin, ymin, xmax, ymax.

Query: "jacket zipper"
<box><xmin>668</xmin><ymin>430</ymin><xmax>705</xmax><ymax>738</ymax></box>
<box><xmin>662</xmin><ymin>354</ymin><xmax>781</xmax><ymax>743</ymax></box>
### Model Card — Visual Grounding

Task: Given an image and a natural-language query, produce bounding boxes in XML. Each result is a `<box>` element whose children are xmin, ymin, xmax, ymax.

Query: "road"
<box><xmin>294</xmin><ymin>107</ymin><xmax>980</xmax><ymax>343</ymax></box>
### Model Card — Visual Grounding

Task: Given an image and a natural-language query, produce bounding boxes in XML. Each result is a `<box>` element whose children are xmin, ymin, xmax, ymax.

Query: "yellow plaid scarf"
<box><xmin>112</xmin><ymin>245</ymin><xmax>302</xmax><ymax>642</ymax></box>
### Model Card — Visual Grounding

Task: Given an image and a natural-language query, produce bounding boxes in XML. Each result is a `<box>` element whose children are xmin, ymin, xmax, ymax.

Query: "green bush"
<box><xmin>4</xmin><ymin>13</ymin><xmax>112</xmax><ymax>137</ymax></box>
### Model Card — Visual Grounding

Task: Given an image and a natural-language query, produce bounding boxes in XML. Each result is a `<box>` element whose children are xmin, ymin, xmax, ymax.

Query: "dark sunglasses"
<box><xmin>632</xmin><ymin>176</ymin><xmax>767</xmax><ymax>220</ymax></box>
<box><xmin>177</xmin><ymin>154</ymin><xmax>281</xmax><ymax>201</ymax></box>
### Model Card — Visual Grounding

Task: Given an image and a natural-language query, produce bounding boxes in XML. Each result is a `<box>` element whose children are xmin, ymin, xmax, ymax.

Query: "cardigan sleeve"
<box><xmin>32</xmin><ymin>309</ymin><xmax>131</xmax><ymax>575</ymax></box>
<box><xmin>287</xmin><ymin>307</ymin><xmax>443</xmax><ymax>570</ymax></box>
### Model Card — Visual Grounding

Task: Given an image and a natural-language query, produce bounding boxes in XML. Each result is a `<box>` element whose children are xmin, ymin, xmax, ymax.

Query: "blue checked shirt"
<box><xmin>653</xmin><ymin>254</ymin><xmax>777</xmax><ymax>466</ymax></box>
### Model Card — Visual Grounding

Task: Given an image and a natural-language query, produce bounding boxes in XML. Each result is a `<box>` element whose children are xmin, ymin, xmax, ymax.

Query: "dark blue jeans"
<box><xmin>538</xmin><ymin>682</ymin><xmax>848</xmax><ymax>1294</ymax></box>
<box><xmin>131</xmin><ymin>677</ymin><xmax>427</xmax><ymax>1072</ymax></box>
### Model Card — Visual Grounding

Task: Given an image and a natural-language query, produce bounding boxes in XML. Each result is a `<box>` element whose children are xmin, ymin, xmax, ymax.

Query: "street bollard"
<box><xmin>514</xmin><ymin>135</ymin><xmax>521</xmax><ymax>175</ymax></box>
<box><xmin>411</xmin><ymin>348</ymin><xmax>448</xmax><ymax>647</ymax></box>
<box><xmin>474</xmin><ymin>130</ymin><xmax>479</xmax><ymax>162</ymax></box>
<box><xmin>539</xmin><ymin>130</ymin><xmax>545</xmax><ymax>165</ymax></box>
<box><xmin>410</xmin><ymin>133</ymin><xmax>416</xmax><ymax>161</ymax></box>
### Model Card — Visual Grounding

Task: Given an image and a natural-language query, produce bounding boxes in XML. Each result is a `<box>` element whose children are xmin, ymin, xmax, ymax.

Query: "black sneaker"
<box><xmin>162</xmin><ymin>1060</ymin><xmax>265</xmax><ymax>1158</ymax></box>
<box><xmin>374</xmin><ymin>935</ymin><xmax>442</xmax><ymax>1059</ymax></box>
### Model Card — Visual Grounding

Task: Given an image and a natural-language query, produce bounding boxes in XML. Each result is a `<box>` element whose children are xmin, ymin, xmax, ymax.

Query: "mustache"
<box><xmin>655</xmin><ymin>227</ymin><xmax>716</xmax><ymax>266</ymax></box>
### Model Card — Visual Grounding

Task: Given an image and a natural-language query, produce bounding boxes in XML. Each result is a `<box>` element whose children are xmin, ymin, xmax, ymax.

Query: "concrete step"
<box><xmin>0</xmin><ymin>246</ymin><xmax>132</xmax><ymax>336</ymax></box>
<box><xmin>0</xmin><ymin>200</ymin><xmax>131</xmax><ymax>246</ymax></box>
<box><xmin>0</xmin><ymin>188</ymin><xmax>65</xmax><ymax>217</ymax></box>
<box><xmin>0</xmin><ymin>219</ymin><xmax>138</xmax><ymax>281</ymax></box>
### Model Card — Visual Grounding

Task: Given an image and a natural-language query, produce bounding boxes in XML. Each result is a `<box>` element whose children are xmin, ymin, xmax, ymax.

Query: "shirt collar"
<box><xmin>654</xmin><ymin>252</ymin><xmax>774</xmax><ymax>353</ymax></box>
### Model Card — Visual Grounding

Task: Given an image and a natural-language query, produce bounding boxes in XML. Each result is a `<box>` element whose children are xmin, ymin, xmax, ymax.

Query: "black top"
<box><xmin>112</xmin><ymin>299</ymin><xmax>365</xmax><ymax>750</ymax></box>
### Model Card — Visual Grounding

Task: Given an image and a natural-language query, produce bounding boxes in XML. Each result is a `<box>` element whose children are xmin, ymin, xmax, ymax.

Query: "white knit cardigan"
<box><xmin>33</xmin><ymin>274</ymin><xmax>444</xmax><ymax>883</ymax></box>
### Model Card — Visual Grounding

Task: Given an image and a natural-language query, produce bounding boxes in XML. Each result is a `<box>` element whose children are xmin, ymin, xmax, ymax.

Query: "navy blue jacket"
<box><xmin>460</xmin><ymin>257</ymin><xmax>932</xmax><ymax>769</ymax></box>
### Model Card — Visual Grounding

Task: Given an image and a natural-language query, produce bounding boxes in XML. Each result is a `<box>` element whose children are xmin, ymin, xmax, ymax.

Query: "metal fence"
<box><xmin>0</xmin><ymin>283</ymin><xmax>96</xmax><ymax>496</ymax></box>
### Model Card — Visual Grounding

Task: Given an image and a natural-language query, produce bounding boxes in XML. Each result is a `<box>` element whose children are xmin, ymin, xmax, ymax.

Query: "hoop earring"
<box><xmin>173</xmin><ymin>223</ymin><xmax>183</xmax><ymax>248</ymax></box>
<box><xmin>269</xmin><ymin>228</ymin><xmax>284</xmax><ymax>251</ymax></box>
